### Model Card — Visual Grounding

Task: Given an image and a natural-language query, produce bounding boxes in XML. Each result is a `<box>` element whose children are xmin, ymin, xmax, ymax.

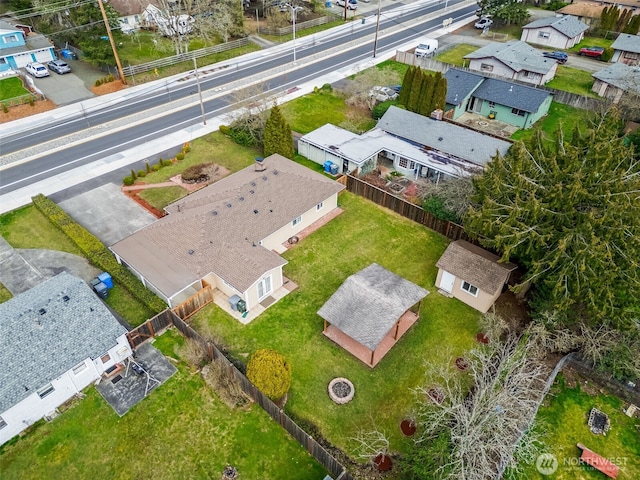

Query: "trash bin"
<box><xmin>326</xmin><ymin>1</ymin><xmax>332</xmax><ymax>6</ymax></box>
<box><xmin>323</xmin><ymin>160</ymin><xmax>333</xmax><ymax>173</ymax></box>
<box><xmin>229</xmin><ymin>295</ymin><xmax>242</xmax><ymax>311</ymax></box>
<box><xmin>61</xmin><ymin>49</ymin><xmax>78</xmax><ymax>60</ymax></box>
<box><xmin>93</xmin><ymin>281</ymin><xmax>108</xmax><ymax>299</ymax></box>
<box><xmin>98</xmin><ymin>272</ymin><xmax>113</xmax><ymax>289</ymax></box>
<box><xmin>362</xmin><ymin>18</ymin><xmax>365</xmax><ymax>24</ymax></box>
<box><xmin>330</xmin><ymin>163</ymin><xmax>339</xmax><ymax>175</ymax></box>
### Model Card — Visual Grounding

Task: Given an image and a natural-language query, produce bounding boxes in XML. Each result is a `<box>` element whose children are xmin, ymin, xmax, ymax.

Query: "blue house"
<box><xmin>0</xmin><ymin>21</ymin><xmax>55</xmax><ymax>74</ymax></box>
<box><xmin>444</xmin><ymin>68</ymin><xmax>553</xmax><ymax>129</ymax></box>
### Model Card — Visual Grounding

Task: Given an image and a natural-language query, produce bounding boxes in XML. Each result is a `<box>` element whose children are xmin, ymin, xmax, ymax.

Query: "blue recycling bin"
<box><xmin>98</xmin><ymin>272</ymin><xmax>113</xmax><ymax>289</ymax></box>
<box><xmin>323</xmin><ymin>160</ymin><xmax>333</xmax><ymax>173</ymax></box>
<box><xmin>61</xmin><ymin>49</ymin><xmax>78</xmax><ymax>60</ymax></box>
<box><xmin>326</xmin><ymin>1</ymin><xmax>332</xmax><ymax>6</ymax></box>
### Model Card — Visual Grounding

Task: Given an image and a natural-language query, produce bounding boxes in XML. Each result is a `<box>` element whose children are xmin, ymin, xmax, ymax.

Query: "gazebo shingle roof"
<box><xmin>317</xmin><ymin>263</ymin><xmax>429</xmax><ymax>351</ymax></box>
<box><xmin>436</xmin><ymin>241</ymin><xmax>515</xmax><ymax>294</ymax></box>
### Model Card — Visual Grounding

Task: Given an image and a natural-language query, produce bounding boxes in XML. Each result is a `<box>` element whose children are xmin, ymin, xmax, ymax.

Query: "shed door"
<box><xmin>440</xmin><ymin>270</ymin><xmax>455</xmax><ymax>293</ymax></box>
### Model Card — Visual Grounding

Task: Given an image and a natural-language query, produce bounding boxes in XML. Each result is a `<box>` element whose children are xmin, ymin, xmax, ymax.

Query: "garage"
<box><xmin>12</xmin><ymin>52</ymin><xmax>32</xmax><ymax>68</ymax></box>
<box><xmin>34</xmin><ymin>48</ymin><xmax>54</xmax><ymax>63</ymax></box>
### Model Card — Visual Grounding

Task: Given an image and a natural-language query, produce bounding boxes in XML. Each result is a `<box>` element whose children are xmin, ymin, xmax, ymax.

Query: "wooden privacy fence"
<box><xmin>129</xmin><ymin>308</ymin><xmax>352</xmax><ymax>479</ymax></box>
<box><xmin>121</xmin><ymin>37</ymin><xmax>250</xmax><ymax>77</ymax></box>
<box><xmin>171</xmin><ymin>285</ymin><xmax>214</xmax><ymax>321</ymax></box>
<box><xmin>344</xmin><ymin>174</ymin><xmax>472</xmax><ymax>242</ymax></box>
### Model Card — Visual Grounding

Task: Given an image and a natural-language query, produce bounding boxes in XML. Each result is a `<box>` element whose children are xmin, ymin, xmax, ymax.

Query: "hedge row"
<box><xmin>32</xmin><ymin>194</ymin><xmax>166</xmax><ymax>313</ymax></box>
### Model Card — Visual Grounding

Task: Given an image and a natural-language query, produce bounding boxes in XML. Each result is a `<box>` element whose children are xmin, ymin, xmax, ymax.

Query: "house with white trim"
<box><xmin>298</xmin><ymin>106</ymin><xmax>512</xmax><ymax>183</ymax></box>
<box><xmin>110</xmin><ymin>154</ymin><xmax>345</xmax><ymax>310</ymax></box>
<box><xmin>464</xmin><ymin>40</ymin><xmax>558</xmax><ymax>86</ymax></box>
<box><xmin>521</xmin><ymin>15</ymin><xmax>588</xmax><ymax>49</ymax></box>
<box><xmin>592</xmin><ymin>62</ymin><xmax>640</xmax><ymax>103</ymax></box>
<box><xmin>0</xmin><ymin>21</ymin><xmax>55</xmax><ymax>74</ymax></box>
<box><xmin>611</xmin><ymin>33</ymin><xmax>640</xmax><ymax>66</ymax></box>
<box><xmin>0</xmin><ymin>272</ymin><xmax>131</xmax><ymax>445</ymax></box>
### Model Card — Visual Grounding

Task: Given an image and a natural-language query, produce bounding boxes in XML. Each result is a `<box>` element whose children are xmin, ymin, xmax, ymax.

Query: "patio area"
<box><xmin>95</xmin><ymin>342</ymin><xmax>177</xmax><ymax>416</ymax></box>
<box><xmin>454</xmin><ymin>111</ymin><xmax>519</xmax><ymax>138</ymax></box>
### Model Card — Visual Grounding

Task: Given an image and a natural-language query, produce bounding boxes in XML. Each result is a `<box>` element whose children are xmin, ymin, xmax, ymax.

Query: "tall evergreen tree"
<box><xmin>397</xmin><ymin>66</ymin><xmax>415</xmax><ymax>106</ymax></box>
<box><xmin>465</xmin><ymin>110</ymin><xmax>640</xmax><ymax>328</ymax></box>
<box><xmin>432</xmin><ymin>75</ymin><xmax>448</xmax><ymax>112</ymax></box>
<box><xmin>407</xmin><ymin>68</ymin><xmax>424</xmax><ymax>113</ymax></box>
<box><xmin>623</xmin><ymin>14</ymin><xmax>640</xmax><ymax>34</ymax></box>
<box><xmin>263</xmin><ymin>105</ymin><xmax>294</xmax><ymax>159</ymax></box>
<box><xmin>418</xmin><ymin>74</ymin><xmax>435</xmax><ymax>116</ymax></box>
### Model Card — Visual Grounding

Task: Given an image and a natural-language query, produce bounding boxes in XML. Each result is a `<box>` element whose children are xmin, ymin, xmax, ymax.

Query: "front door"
<box><xmin>440</xmin><ymin>270</ymin><xmax>455</xmax><ymax>293</ymax></box>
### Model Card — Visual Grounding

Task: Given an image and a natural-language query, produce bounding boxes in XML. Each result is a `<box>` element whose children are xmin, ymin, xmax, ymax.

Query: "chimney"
<box><xmin>431</xmin><ymin>109</ymin><xmax>443</xmax><ymax>120</ymax></box>
<box><xmin>255</xmin><ymin>157</ymin><xmax>266</xmax><ymax>172</ymax></box>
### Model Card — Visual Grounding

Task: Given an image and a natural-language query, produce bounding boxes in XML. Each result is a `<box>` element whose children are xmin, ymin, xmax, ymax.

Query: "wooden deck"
<box><xmin>323</xmin><ymin>310</ymin><xmax>419</xmax><ymax>368</ymax></box>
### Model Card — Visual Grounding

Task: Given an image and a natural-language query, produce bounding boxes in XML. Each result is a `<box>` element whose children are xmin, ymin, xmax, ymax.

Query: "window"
<box><xmin>257</xmin><ymin>275</ymin><xmax>272</xmax><ymax>299</ymax></box>
<box><xmin>37</xmin><ymin>384</ymin><xmax>55</xmax><ymax>399</ymax></box>
<box><xmin>409</xmin><ymin>161</ymin><xmax>415</xmax><ymax>170</ymax></box>
<box><xmin>316</xmin><ymin>202</ymin><xmax>324</xmax><ymax>211</ymax></box>
<box><xmin>0</xmin><ymin>58</ymin><xmax>6</xmax><ymax>65</ymax></box>
<box><xmin>0</xmin><ymin>416</ymin><xmax>6</xmax><ymax>430</ymax></box>
<box><xmin>538</xmin><ymin>32</ymin><xmax>550</xmax><ymax>38</ymax></box>
<box><xmin>399</xmin><ymin>158</ymin><xmax>408</xmax><ymax>168</ymax></box>
<box><xmin>511</xmin><ymin>108</ymin><xmax>526</xmax><ymax>117</ymax></box>
<box><xmin>3</xmin><ymin>34</ymin><xmax>20</xmax><ymax>43</ymax></box>
<box><xmin>101</xmin><ymin>353</ymin><xmax>111</xmax><ymax>364</ymax></box>
<box><xmin>292</xmin><ymin>215</ymin><xmax>302</xmax><ymax>227</ymax></box>
<box><xmin>461</xmin><ymin>281</ymin><xmax>479</xmax><ymax>297</ymax></box>
<box><xmin>488</xmin><ymin>101</ymin><xmax>495</xmax><ymax>108</ymax></box>
<box><xmin>480</xmin><ymin>63</ymin><xmax>493</xmax><ymax>72</ymax></box>
<box><xmin>72</xmin><ymin>362</ymin><xmax>87</xmax><ymax>375</ymax></box>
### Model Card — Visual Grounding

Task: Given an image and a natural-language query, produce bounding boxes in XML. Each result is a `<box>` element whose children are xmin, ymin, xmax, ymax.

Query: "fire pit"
<box><xmin>328</xmin><ymin>377</ymin><xmax>355</xmax><ymax>404</ymax></box>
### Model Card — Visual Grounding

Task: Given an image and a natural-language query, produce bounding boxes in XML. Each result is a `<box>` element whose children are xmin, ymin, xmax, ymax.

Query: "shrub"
<box><xmin>321</xmin><ymin>83</ymin><xmax>333</xmax><ymax>92</ymax></box>
<box><xmin>123</xmin><ymin>176</ymin><xmax>134</xmax><ymax>186</ymax></box>
<box><xmin>372</xmin><ymin>100</ymin><xmax>396</xmax><ymax>120</ymax></box>
<box><xmin>181</xmin><ymin>163</ymin><xmax>211</xmax><ymax>183</ymax></box>
<box><xmin>176</xmin><ymin>339</ymin><xmax>208</xmax><ymax>368</ymax></box>
<box><xmin>176</xmin><ymin>152</ymin><xmax>185</xmax><ymax>161</ymax></box>
<box><xmin>145</xmin><ymin>161</ymin><xmax>151</xmax><ymax>174</ymax></box>
<box><xmin>219</xmin><ymin>124</ymin><xmax>231</xmax><ymax>136</ymax></box>
<box><xmin>94</xmin><ymin>79</ymin><xmax>102</xmax><ymax>87</ymax></box>
<box><xmin>162</xmin><ymin>158</ymin><xmax>172</xmax><ymax>167</ymax></box>
<box><xmin>601</xmin><ymin>47</ymin><xmax>614</xmax><ymax>62</ymax></box>
<box><xmin>229</xmin><ymin>127</ymin><xmax>256</xmax><ymax>147</ymax></box>
<box><xmin>152</xmin><ymin>164</ymin><xmax>160</xmax><ymax>172</ymax></box>
<box><xmin>137</xmin><ymin>170</ymin><xmax>146</xmax><ymax>178</ymax></box>
<box><xmin>1</xmin><ymin>103</ymin><xmax>7</xmax><ymax>113</ymax></box>
<box><xmin>130</xmin><ymin>169</ymin><xmax>137</xmax><ymax>180</ymax></box>
<box><xmin>28</xmin><ymin>97</ymin><xmax>34</xmax><ymax>107</ymax></box>
<box><xmin>423</xmin><ymin>195</ymin><xmax>458</xmax><ymax>222</ymax></box>
<box><xmin>31</xmin><ymin>194</ymin><xmax>166</xmax><ymax>313</ymax></box>
<box><xmin>182</xmin><ymin>143</ymin><xmax>191</xmax><ymax>154</ymax></box>
<box><xmin>202</xmin><ymin>360</ymin><xmax>247</xmax><ymax>408</ymax></box>
<box><xmin>246</xmin><ymin>349</ymin><xmax>291</xmax><ymax>401</ymax></box>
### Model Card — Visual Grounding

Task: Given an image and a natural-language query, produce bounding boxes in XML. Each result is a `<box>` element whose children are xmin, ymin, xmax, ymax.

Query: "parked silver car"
<box><xmin>25</xmin><ymin>62</ymin><xmax>49</xmax><ymax>78</ymax></box>
<box><xmin>48</xmin><ymin>59</ymin><xmax>71</xmax><ymax>74</ymax></box>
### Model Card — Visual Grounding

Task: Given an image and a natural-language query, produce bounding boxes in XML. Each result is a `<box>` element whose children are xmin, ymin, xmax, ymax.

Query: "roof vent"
<box><xmin>254</xmin><ymin>209</ymin><xmax>258</xmax><ymax>214</ymax></box>
<box><xmin>39</xmin><ymin>308</ymin><xmax>46</xmax><ymax>315</ymax></box>
<box><xmin>188</xmin><ymin>249</ymin><xmax>194</xmax><ymax>255</ymax></box>
<box><xmin>438</xmin><ymin>137</ymin><xmax>443</xmax><ymax>141</ymax></box>
<box><xmin>239</xmin><ymin>196</ymin><xmax>244</xmax><ymax>201</ymax></box>
<box><xmin>251</xmin><ymin>181</ymin><xmax>256</xmax><ymax>187</ymax></box>
<box><xmin>273</xmin><ymin>170</ymin><xmax>279</xmax><ymax>175</ymax></box>
<box><xmin>250</xmin><ymin>189</ymin><xmax>255</xmax><ymax>194</ymax></box>
<box><xmin>262</xmin><ymin>176</ymin><xmax>268</xmax><ymax>181</ymax></box>
<box><xmin>212</xmin><ymin>211</ymin><xmax>218</xmax><ymax>216</ymax></box>
<box><xmin>63</xmin><ymin>295</ymin><xmax>70</xmax><ymax>302</ymax></box>
<box><xmin>226</xmin><ymin>203</ymin><xmax>232</xmax><ymax>208</ymax></box>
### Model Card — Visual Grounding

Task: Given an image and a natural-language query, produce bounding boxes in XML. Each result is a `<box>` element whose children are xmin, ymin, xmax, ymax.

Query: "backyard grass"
<box><xmin>546</xmin><ymin>65</ymin><xmax>597</xmax><ymax>97</ymax></box>
<box><xmin>0</xmin><ymin>77</ymin><xmax>29</xmax><ymax>101</ymax></box>
<box><xmin>435</xmin><ymin>44</ymin><xmax>479</xmax><ymax>67</ymax></box>
<box><xmin>0</xmin><ymin>282</ymin><xmax>12</xmax><ymax>303</ymax></box>
<box><xmin>280</xmin><ymin>88</ymin><xmax>376</xmax><ymax>134</ymax></box>
<box><xmin>139</xmin><ymin>185</ymin><xmax>188</xmax><ymax>210</ymax></box>
<box><xmin>0</xmin><ymin>330</ymin><xmax>328</xmax><ymax>480</ymax></box>
<box><xmin>516</xmin><ymin>373</ymin><xmax>640</xmax><ymax>479</ymax></box>
<box><xmin>376</xmin><ymin>59</ymin><xmax>410</xmax><ymax>77</ymax></box>
<box><xmin>511</xmin><ymin>102</ymin><xmax>586</xmax><ymax>143</ymax></box>
<box><xmin>116</xmin><ymin>32</ymin><xmax>222</xmax><ymax>65</ymax></box>
<box><xmin>569</xmin><ymin>36</ymin><xmax>615</xmax><ymax>53</ymax></box>
<box><xmin>189</xmin><ymin>191</ymin><xmax>482</xmax><ymax>462</ymax></box>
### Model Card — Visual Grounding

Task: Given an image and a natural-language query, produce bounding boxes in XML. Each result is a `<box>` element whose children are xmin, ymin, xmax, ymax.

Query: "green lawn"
<box><xmin>516</xmin><ymin>374</ymin><xmax>640</xmax><ymax>480</ymax></box>
<box><xmin>0</xmin><ymin>330</ymin><xmax>327</xmax><ymax>480</ymax></box>
<box><xmin>436</xmin><ymin>44</ymin><xmax>480</xmax><ymax>67</ymax></box>
<box><xmin>0</xmin><ymin>77</ymin><xmax>29</xmax><ymax>101</ymax></box>
<box><xmin>569</xmin><ymin>36</ymin><xmax>614</xmax><ymax>53</ymax></box>
<box><xmin>189</xmin><ymin>192</ymin><xmax>482</xmax><ymax>462</ymax></box>
<box><xmin>511</xmin><ymin>102</ymin><xmax>585</xmax><ymax>143</ymax></box>
<box><xmin>546</xmin><ymin>65</ymin><xmax>597</xmax><ymax>97</ymax></box>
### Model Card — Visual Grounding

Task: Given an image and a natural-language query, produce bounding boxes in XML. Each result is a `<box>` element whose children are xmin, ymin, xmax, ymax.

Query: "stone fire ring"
<box><xmin>328</xmin><ymin>377</ymin><xmax>355</xmax><ymax>404</ymax></box>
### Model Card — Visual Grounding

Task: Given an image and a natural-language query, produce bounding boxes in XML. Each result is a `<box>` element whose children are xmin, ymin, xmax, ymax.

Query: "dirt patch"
<box><xmin>90</xmin><ymin>80</ymin><xmax>128</xmax><ymax>96</ymax></box>
<box><xmin>0</xmin><ymin>99</ymin><xmax>57</xmax><ymax>123</ymax></box>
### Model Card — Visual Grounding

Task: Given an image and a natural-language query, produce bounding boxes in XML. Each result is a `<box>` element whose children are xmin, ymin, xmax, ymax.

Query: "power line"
<box><xmin>8</xmin><ymin>0</ymin><xmax>99</xmax><ymax>21</ymax></box>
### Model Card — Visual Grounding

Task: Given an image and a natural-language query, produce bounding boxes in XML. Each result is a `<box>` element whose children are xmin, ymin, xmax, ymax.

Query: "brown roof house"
<box><xmin>557</xmin><ymin>3</ymin><xmax>607</xmax><ymax>27</ymax></box>
<box><xmin>318</xmin><ymin>263</ymin><xmax>429</xmax><ymax>367</ymax></box>
<box><xmin>110</xmin><ymin>155</ymin><xmax>344</xmax><ymax>316</ymax></box>
<box><xmin>435</xmin><ymin>241</ymin><xmax>516</xmax><ymax>313</ymax></box>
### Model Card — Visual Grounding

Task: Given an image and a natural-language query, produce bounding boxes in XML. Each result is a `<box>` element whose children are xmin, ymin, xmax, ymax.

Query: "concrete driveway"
<box><xmin>29</xmin><ymin>65</ymin><xmax>94</xmax><ymax>105</ymax></box>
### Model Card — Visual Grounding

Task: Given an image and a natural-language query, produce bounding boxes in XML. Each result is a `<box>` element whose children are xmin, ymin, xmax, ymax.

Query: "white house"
<box><xmin>464</xmin><ymin>40</ymin><xmax>558</xmax><ymax>86</ymax></box>
<box><xmin>110</xmin><ymin>154</ymin><xmax>345</xmax><ymax>310</ymax></box>
<box><xmin>521</xmin><ymin>15</ymin><xmax>588</xmax><ymax>49</ymax></box>
<box><xmin>592</xmin><ymin>62</ymin><xmax>640</xmax><ymax>103</ymax></box>
<box><xmin>0</xmin><ymin>272</ymin><xmax>131</xmax><ymax>445</ymax></box>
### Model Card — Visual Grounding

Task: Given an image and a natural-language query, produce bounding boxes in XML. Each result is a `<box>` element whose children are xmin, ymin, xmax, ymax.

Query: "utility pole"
<box><xmin>97</xmin><ymin>0</ymin><xmax>127</xmax><ymax>85</ymax></box>
<box><xmin>193</xmin><ymin>58</ymin><xmax>206</xmax><ymax>125</ymax></box>
<box><xmin>373</xmin><ymin>0</ymin><xmax>382</xmax><ymax>57</ymax></box>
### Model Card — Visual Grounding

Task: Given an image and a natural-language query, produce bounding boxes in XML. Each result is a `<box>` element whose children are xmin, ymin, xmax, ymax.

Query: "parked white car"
<box><xmin>25</xmin><ymin>62</ymin><xmax>49</xmax><ymax>78</ymax></box>
<box><xmin>475</xmin><ymin>17</ymin><xmax>493</xmax><ymax>29</ymax></box>
<box><xmin>369</xmin><ymin>86</ymin><xmax>398</xmax><ymax>102</ymax></box>
<box><xmin>336</xmin><ymin>0</ymin><xmax>358</xmax><ymax>9</ymax></box>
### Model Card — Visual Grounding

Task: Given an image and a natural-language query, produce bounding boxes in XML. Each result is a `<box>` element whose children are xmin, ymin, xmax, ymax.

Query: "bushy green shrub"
<box><xmin>372</xmin><ymin>100</ymin><xmax>396</xmax><ymax>120</ymax></box>
<box><xmin>1</xmin><ymin>103</ymin><xmax>7</xmax><ymax>113</ymax></box>
<box><xmin>321</xmin><ymin>83</ymin><xmax>333</xmax><ymax>92</ymax></box>
<box><xmin>182</xmin><ymin>143</ymin><xmax>191</xmax><ymax>154</ymax></box>
<box><xmin>176</xmin><ymin>152</ymin><xmax>185</xmax><ymax>161</ymax></box>
<box><xmin>31</xmin><ymin>194</ymin><xmax>166</xmax><ymax>313</ymax></box>
<box><xmin>423</xmin><ymin>195</ymin><xmax>458</xmax><ymax>223</ymax></box>
<box><xmin>219</xmin><ymin>125</ymin><xmax>231</xmax><ymax>135</ymax></box>
<box><xmin>130</xmin><ymin>169</ymin><xmax>137</xmax><ymax>180</ymax></box>
<box><xmin>229</xmin><ymin>128</ymin><xmax>256</xmax><ymax>147</ymax></box>
<box><xmin>601</xmin><ymin>47</ymin><xmax>614</xmax><ymax>62</ymax></box>
<box><xmin>123</xmin><ymin>176</ymin><xmax>134</xmax><ymax>186</ymax></box>
<box><xmin>28</xmin><ymin>97</ymin><xmax>34</xmax><ymax>107</ymax></box>
<box><xmin>162</xmin><ymin>158</ymin><xmax>173</xmax><ymax>167</ymax></box>
<box><xmin>246</xmin><ymin>349</ymin><xmax>292</xmax><ymax>401</ymax></box>
<box><xmin>145</xmin><ymin>161</ymin><xmax>151</xmax><ymax>174</ymax></box>
<box><xmin>137</xmin><ymin>170</ymin><xmax>146</xmax><ymax>178</ymax></box>
<box><xmin>107</xmin><ymin>74</ymin><xmax>114</xmax><ymax>82</ymax></box>
<box><xmin>95</xmin><ymin>78</ymin><xmax>103</xmax><ymax>87</ymax></box>
<box><xmin>152</xmin><ymin>164</ymin><xmax>161</xmax><ymax>172</ymax></box>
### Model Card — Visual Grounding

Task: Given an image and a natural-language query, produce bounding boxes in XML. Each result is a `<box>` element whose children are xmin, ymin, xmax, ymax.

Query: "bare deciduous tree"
<box><xmin>224</xmin><ymin>81</ymin><xmax>273</xmax><ymax>146</ymax></box>
<box><xmin>409</xmin><ymin>335</ymin><xmax>549</xmax><ymax>480</ymax></box>
<box><xmin>341</xmin><ymin>68</ymin><xmax>401</xmax><ymax>111</ymax></box>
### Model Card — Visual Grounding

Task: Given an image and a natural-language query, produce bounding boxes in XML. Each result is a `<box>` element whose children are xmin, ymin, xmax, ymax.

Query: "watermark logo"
<box><xmin>536</xmin><ymin>453</ymin><xmax>559</xmax><ymax>475</ymax></box>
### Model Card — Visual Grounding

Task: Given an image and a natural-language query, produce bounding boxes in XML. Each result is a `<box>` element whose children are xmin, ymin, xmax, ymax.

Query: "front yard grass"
<box><xmin>516</xmin><ymin>373</ymin><xmax>640</xmax><ymax>479</ymax></box>
<box><xmin>546</xmin><ymin>65</ymin><xmax>597</xmax><ymax>97</ymax></box>
<box><xmin>569</xmin><ymin>36</ymin><xmax>615</xmax><ymax>53</ymax></box>
<box><xmin>511</xmin><ymin>102</ymin><xmax>585</xmax><ymax>144</ymax></box>
<box><xmin>0</xmin><ymin>77</ymin><xmax>29</xmax><ymax>101</ymax></box>
<box><xmin>0</xmin><ymin>330</ymin><xmax>327</xmax><ymax>480</ymax></box>
<box><xmin>435</xmin><ymin>44</ymin><xmax>478</xmax><ymax>67</ymax></box>
<box><xmin>190</xmin><ymin>191</ymin><xmax>482</xmax><ymax>461</ymax></box>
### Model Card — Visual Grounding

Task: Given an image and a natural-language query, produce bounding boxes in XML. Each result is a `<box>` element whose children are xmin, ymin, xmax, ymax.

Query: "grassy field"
<box><xmin>569</xmin><ymin>36</ymin><xmax>615</xmax><ymax>53</ymax></box>
<box><xmin>517</xmin><ymin>374</ymin><xmax>640</xmax><ymax>479</ymax></box>
<box><xmin>0</xmin><ymin>330</ymin><xmax>327</xmax><ymax>480</ymax></box>
<box><xmin>435</xmin><ymin>44</ymin><xmax>479</xmax><ymax>67</ymax></box>
<box><xmin>190</xmin><ymin>191</ymin><xmax>482</xmax><ymax>462</ymax></box>
<box><xmin>511</xmin><ymin>102</ymin><xmax>586</xmax><ymax>143</ymax></box>
<box><xmin>0</xmin><ymin>77</ymin><xmax>29</xmax><ymax>101</ymax></box>
<box><xmin>546</xmin><ymin>66</ymin><xmax>597</xmax><ymax>97</ymax></box>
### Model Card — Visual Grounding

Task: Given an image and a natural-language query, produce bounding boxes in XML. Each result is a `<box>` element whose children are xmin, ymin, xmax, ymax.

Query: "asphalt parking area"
<box><xmin>29</xmin><ymin>62</ymin><xmax>94</xmax><ymax>105</ymax></box>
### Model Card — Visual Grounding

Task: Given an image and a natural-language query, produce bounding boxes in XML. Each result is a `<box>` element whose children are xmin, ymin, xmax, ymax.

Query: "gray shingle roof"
<box><xmin>0</xmin><ymin>272</ymin><xmax>127</xmax><ymax>413</ymax></box>
<box><xmin>523</xmin><ymin>15</ymin><xmax>588</xmax><ymax>38</ymax></box>
<box><xmin>436</xmin><ymin>240</ymin><xmax>516</xmax><ymax>294</ymax></box>
<box><xmin>444</xmin><ymin>69</ymin><xmax>485</xmax><ymax>106</ymax></box>
<box><xmin>464</xmin><ymin>40</ymin><xmax>557</xmax><ymax>75</ymax></box>
<box><xmin>445</xmin><ymin>68</ymin><xmax>552</xmax><ymax>112</ymax></box>
<box><xmin>377</xmin><ymin>106</ymin><xmax>512</xmax><ymax>166</ymax></box>
<box><xmin>611</xmin><ymin>33</ymin><xmax>640</xmax><ymax>54</ymax></box>
<box><xmin>111</xmin><ymin>154</ymin><xmax>345</xmax><ymax>296</ymax></box>
<box><xmin>592</xmin><ymin>62</ymin><xmax>640</xmax><ymax>95</ymax></box>
<box><xmin>317</xmin><ymin>263</ymin><xmax>429</xmax><ymax>351</ymax></box>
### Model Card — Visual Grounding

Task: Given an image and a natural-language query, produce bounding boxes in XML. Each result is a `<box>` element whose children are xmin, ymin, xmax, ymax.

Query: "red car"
<box><xmin>579</xmin><ymin>46</ymin><xmax>604</xmax><ymax>58</ymax></box>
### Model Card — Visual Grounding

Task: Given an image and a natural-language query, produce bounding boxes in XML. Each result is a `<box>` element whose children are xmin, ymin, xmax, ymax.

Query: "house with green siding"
<box><xmin>444</xmin><ymin>68</ymin><xmax>553</xmax><ymax>130</ymax></box>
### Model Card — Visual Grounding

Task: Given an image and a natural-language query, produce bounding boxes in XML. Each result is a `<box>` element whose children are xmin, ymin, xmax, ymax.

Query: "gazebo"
<box><xmin>318</xmin><ymin>263</ymin><xmax>429</xmax><ymax>368</ymax></box>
